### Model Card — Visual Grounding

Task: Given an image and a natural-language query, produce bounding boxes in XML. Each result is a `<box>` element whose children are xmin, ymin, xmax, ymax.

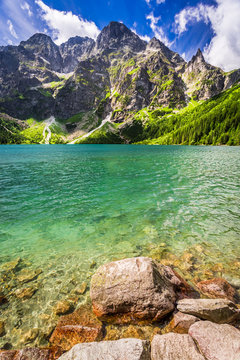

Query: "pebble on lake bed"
<box><xmin>14</xmin><ymin>287</ymin><xmax>37</xmax><ymax>300</ymax></box>
<box><xmin>54</xmin><ymin>300</ymin><xmax>73</xmax><ymax>316</ymax></box>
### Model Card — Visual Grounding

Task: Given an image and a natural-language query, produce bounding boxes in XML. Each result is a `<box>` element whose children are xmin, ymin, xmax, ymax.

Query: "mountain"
<box><xmin>0</xmin><ymin>21</ymin><xmax>239</xmax><ymax>145</ymax></box>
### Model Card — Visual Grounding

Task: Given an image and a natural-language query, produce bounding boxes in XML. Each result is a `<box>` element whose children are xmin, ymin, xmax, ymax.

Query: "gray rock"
<box><xmin>90</xmin><ymin>257</ymin><xmax>176</xmax><ymax>322</ymax></box>
<box><xmin>57</xmin><ymin>338</ymin><xmax>150</xmax><ymax>360</ymax></box>
<box><xmin>151</xmin><ymin>333</ymin><xmax>205</xmax><ymax>360</ymax></box>
<box><xmin>177</xmin><ymin>298</ymin><xmax>240</xmax><ymax>323</ymax></box>
<box><xmin>167</xmin><ymin>311</ymin><xmax>199</xmax><ymax>333</ymax></box>
<box><xmin>189</xmin><ymin>320</ymin><xmax>240</xmax><ymax>360</ymax></box>
<box><xmin>60</xmin><ymin>36</ymin><xmax>95</xmax><ymax>72</ymax></box>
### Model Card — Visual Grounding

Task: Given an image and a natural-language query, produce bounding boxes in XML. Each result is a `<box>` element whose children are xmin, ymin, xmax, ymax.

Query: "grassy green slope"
<box><xmin>0</xmin><ymin>114</ymin><xmax>26</xmax><ymax>144</ymax></box>
<box><xmin>137</xmin><ymin>83</ymin><xmax>240</xmax><ymax>145</ymax></box>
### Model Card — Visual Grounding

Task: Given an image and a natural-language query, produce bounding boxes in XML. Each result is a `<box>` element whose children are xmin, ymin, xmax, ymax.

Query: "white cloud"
<box><xmin>35</xmin><ymin>0</ymin><xmax>100</xmax><ymax>45</ymax></box>
<box><xmin>145</xmin><ymin>0</ymin><xmax>165</xmax><ymax>5</ymax></box>
<box><xmin>7</xmin><ymin>19</ymin><xmax>18</xmax><ymax>39</ymax></box>
<box><xmin>131</xmin><ymin>27</ymin><xmax>150</xmax><ymax>42</ymax></box>
<box><xmin>174</xmin><ymin>0</ymin><xmax>240</xmax><ymax>71</ymax></box>
<box><xmin>20</xmin><ymin>1</ymin><xmax>32</xmax><ymax>17</ymax></box>
<box><xmin>0</xmin><ymin>0</ymin><xmax>39</xmax><ymax>45</ymax></box>
<box><xmin>174</xmin><ymin>4</ymin><xmax>209</xmax><ymax>35</ymax></box>
<box><xmin>140</xmin><ymin>34</ymin><xmax>151</xmax><ymax>42</ymax></box>
<box><xmin>146</xmin><ymin>12</ymin><xmax>170</xmax><ymax>46</ymax></box>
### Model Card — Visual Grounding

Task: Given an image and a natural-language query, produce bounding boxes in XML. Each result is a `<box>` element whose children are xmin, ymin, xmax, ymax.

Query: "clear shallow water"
<box><xmin>0</xmin><ymin>144</ymin><xmax>240</xmax><ymax>347</ymax></box>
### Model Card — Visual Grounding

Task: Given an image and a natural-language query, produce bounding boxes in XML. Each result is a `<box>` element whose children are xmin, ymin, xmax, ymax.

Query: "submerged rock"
<box><xmin>177</xmin><ymin>298</ymin><xmax>240</xmax><ymax>323</ymax></box>
<box><xmin>90</xmin><ymin>257</ymin><xmax>176</xmax><ymax>323</ymax></box>
<box><xmin>54</xmin><ymin>300</ymin><xmax>73</xmax><ymax>316</ymax></box>
<box><xmin>189</xmin><ymin>321</ymin><xmax>240</xmax><ymax>360</ymax></box>
<box><xmin>73</xmin><ymin>282</ymin><xmax>87</xmax><ymax>295</ymax></box>
<box><xmin>50</xmin><ymin>304</ymin><xmax>103</xmax><ymax>351</ymax></box>
<box><xmin>196</xmin><ymin>278</ymin><xmax>239</xmax><ymax>303</ymax></box>
<box><xmin>21</xmin><ymin>328</ymin><xmax>39</xmax><ymax>344</ymax></box>
<box><xmin>104</xmin><ymin>323</ymin><xmax>161</xmax><ymax>341</ymax></box>
<box><xmin>57</xmin><ymin>338</ymin><xmax>151</xmax><ymax>360</ymax></box>
<box><xmin>151</xmin><ymin>333</ymin><xmax>205</xmax><ymax>360</ymax></box>
<box><xmin>14</xmin><ymin>287</ymin><xmax>37</xmax><ymax>300</ymax></box>
<box><xmin>166</xmin><ymin>311</ymin><xmax>199</xmax><ymax>334</ymax></box>
<box><xmin>17</xmin><ymin>269</ymin><xmax>42</xmax><ymax>284</ymax></box>
<box><xmin>1</xmin><ymin>258</ymin><xmax>22</xmax><ymax>273</ymax></box>
<box><xmin>0</xmin><ymin>321</ymin><xmax>6</xmax><ymax>337</ymax></box>
<box><xmin>14</xmin><ymin>348</ymin><xmax>51</xmax><ymax>360</ymax></box>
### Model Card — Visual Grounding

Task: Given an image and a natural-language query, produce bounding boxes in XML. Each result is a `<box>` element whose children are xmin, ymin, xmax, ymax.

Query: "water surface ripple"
<box><xmin>0</xmin><ymin>145</ymin><xmax>240</xmax><ymax>347</ymax></box>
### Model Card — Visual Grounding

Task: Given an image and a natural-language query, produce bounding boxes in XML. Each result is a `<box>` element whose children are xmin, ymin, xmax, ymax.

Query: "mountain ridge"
<box><xmin>0</xmin><ymin>21</ymin><xmax>239</xmax><ymax>145</ymax></box>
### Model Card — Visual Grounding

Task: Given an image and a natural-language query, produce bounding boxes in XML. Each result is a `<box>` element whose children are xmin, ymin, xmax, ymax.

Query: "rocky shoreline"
<box><xmin>0</xmin><ymin>256</ymin><xmax>240</xmax><ymax>359</ymax></box>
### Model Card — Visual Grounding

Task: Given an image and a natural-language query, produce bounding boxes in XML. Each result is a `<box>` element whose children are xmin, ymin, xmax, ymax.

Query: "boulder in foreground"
<box><xmin>57</xmin><ymin>338</ymin><xmax>150</xmax><ymax>360</ymax></box>
<box><xmin>196</xmin><ymin>278</ymin><xmax>239</xmax><ymax>303</ymax></box>
<box><xmin>177</xmin><ymin>298</ymin><xmax>240</xmax><ymax>323</ymax></box>
<box><xmin>189</xmin><ymin>320</ymin><xmax>240</xmax><ymax>360</ymax></box>
<box><xmin>90</xmin><ymin>257</ymin><xmax>176</xmax><ymax>323</ymax></box>
<box><xmin>151</xmin><ymin>333</ymin><xmax>205</xmax><ymax>360</ymax></box>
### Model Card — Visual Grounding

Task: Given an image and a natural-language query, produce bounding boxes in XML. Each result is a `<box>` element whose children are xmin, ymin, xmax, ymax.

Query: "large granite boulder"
<box><xmin>151</xmin><ymin>333</ymin><xmax>205</xmax><ymax>360</ymax></box>
<box><xmin>90</xmin><ymin>257</ymin><xmax>176</xmax><ymax>323</ymax></box>
<box><xmin>177</xmin><ymin>298</ymin><xmax>240</xmax><ymax>323</ymax></box>
<box><xmin>196</xmin><ymin>278</ymin><xmax>239</xmax><ymax>303</ymax></box>
<box><xmin>189</xmin><ymin>321</ymin><xmax>240</xmax><ymax>360</ymax></box>
<box><xmin>57</xmin><ymin>338</ymin><xmax>150</xmax><ymax>360</ymax></box>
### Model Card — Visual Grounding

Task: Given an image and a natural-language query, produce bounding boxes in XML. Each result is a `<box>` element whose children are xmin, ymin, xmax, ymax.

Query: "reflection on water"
<box><xmin>0</xmin><ymin>145</ymin><xmax>240</xmax><ymax>348</ymax></box>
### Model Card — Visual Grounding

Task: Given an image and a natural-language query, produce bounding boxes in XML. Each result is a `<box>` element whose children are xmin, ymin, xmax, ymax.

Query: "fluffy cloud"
<box><xmin>146</xmin><ymin>12</ymin><xmax>170</xmax><ymax>46</ymax></box>
<box><xmin>35</xmin><ymin>0</ymin><xmax>100</xmax><ymax>45</ymax></box>
<box><xmin>0</xmin><ymin>0</ymin><xmax>39</xmax><ymax>45</ymax></box>
<box><xmin>174</xmin><ymin>0</ymin><xmax>240</xmax><ymax>71</ymax></box>
<box><xmin>131</xmin><ymin>26</ymin><xmax>151</xmax><ymax>42</ymax></box>
<box><xmin>7</xmin><ymin>19</ymin><xmax>18</xmax><ymax>39</ymax></box>
<box><xmin>174</xmin><ymin>3</ymin><xmax>209</xmax><ymax>35</ymax></box>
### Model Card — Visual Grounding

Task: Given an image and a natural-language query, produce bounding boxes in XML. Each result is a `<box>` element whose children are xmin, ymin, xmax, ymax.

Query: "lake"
<box><xmin>0</xmin><ymin>144</ymin><xmax>240</xmax><ymax>348</ymax></box>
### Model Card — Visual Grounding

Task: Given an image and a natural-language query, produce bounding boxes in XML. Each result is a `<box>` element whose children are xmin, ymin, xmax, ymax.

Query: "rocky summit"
<box><xmin>0</xmin><ymin>21</ymin><xmax>240</xmax><ymax>145</ymax></box>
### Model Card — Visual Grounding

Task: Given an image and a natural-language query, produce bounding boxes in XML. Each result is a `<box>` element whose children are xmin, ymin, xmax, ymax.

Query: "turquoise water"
<box><xmin>0</xmin><ymin>144</ymin><xmax>240</xmax><ymax>347</ymax></box>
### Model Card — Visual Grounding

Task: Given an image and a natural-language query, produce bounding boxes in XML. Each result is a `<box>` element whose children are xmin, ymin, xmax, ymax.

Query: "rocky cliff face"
<box><xmin>0</xmin><ymin>21</ymin><xmax>239</xmax><ymax>126</ymax></box>
<box><xmin>60</xmin><ymin>36</ymin><xmax>95</xmax><ymax>72</ymax></box>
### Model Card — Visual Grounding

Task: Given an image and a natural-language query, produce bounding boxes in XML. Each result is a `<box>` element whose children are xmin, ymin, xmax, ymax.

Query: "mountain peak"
<box><xmin>95</xmin><ymin>21</ymin><xmax>146</xmax><ymax>52</ymax></box>
<box><xmin>147</xmin><ymin>37</ymin><xmax>163</xmax><ymax>49</ymax></box>
<box><xmin>20</xmin><ymin>32</ymin><xmax>62</xmax><ymax>72</ymax></box>
<box><xmin>191</xmin><ymin>48</ymin><xmax>205</xmax><ymax>63</ymax></box>
<box><xmin>20</xmin><ymin>33</ymin><xmax>54</xmax><ymax>46</ymax></box>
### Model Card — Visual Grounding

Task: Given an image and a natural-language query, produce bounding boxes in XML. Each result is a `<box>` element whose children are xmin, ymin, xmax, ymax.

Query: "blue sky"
<box><xmin>0</xmin><ymin>0</ymin><xmax>240</xmax><ymax>71</ymax></box>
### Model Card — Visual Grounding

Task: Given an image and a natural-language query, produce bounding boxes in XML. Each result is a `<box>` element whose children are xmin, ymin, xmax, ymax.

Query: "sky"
<box><xmin>0</xmin><ymin>0</ymin><xmax>240</xmax><ymax>71</ymax></box>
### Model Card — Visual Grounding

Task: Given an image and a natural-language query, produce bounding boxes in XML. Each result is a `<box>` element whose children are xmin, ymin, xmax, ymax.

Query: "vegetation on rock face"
<box><xmin>137</xmin><ymin>84</ymin><xmax>240</xmax><ymax>145</ymax></box>
<box><xmin>0</xmin><ymin>114</ymin><xmax>27</xmax><ymax>144</ymax></box>
<box><xmin>75</xmin><ymin>123</ymin><xmax>122</xmax><ymax>144</ymax></box>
